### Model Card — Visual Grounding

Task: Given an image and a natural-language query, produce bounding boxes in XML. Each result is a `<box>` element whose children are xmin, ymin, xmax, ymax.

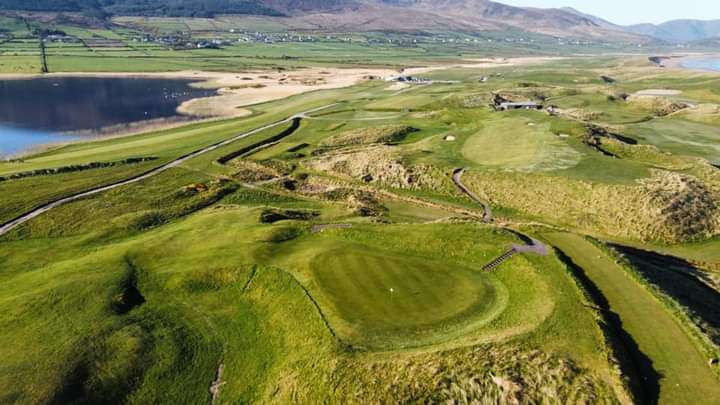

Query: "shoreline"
<box><xmin>0</xmin><ymin>57</ymin><xmax>560</xmax><ymax>158</ymax></box>
<box><xmin>659</xmin><ymin>53</ymin><xmax>720</xmax><ymax>72</ymax></box>
<box><xmin>0</xmin><ymin>57</ymin><xmax>561</xmax><ymax>118</ymax></box>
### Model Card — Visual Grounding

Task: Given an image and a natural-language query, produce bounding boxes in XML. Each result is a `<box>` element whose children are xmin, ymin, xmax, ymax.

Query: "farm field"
<box><xmin>1</xmin><ymin>43</ymin><xmax>720</xmax><ymax>403</ymax></box>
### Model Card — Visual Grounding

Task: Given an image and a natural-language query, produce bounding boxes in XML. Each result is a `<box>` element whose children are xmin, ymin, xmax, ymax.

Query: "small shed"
<box><xmin>498</xmin><ymin>102</ymin><xmax>541</xmax><ymax>111</ymax></box>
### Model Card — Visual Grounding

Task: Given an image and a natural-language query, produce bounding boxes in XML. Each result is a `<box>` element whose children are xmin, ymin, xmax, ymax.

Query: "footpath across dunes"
<box><xmin>544</xmin><ymin>232</ymin><xmax>720</xmax><ymax>404</ymax></box>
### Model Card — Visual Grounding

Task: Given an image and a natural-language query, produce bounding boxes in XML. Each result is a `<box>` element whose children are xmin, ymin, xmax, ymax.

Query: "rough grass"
<box><xmin>463</xmin><ymin>169</ymin><xmax>720</xmax><ymax>243</ymax></box>
<box><xmin>333</xmin><ymin>343</ymin><xmax>617</xmax><ymax>404</ymax></box>
<box><xmin>319</xmin><ymin>125</ymin><xmax>418</xmax><ymax>147</ymax></box>
<box><xmin>305</xmin><ymin>145</ymin><xmax>454</xmax><ymax>193</ymax></box>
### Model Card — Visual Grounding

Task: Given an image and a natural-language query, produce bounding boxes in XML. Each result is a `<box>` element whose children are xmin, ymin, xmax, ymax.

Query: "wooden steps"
<box><xmin>482</xmin><ymin>248</ymin><xmax>517</xmax><ymax>271</ymax></box>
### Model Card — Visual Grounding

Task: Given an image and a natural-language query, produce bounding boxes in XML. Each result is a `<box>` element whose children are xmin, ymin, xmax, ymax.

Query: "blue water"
<box><xmin>0</xmin><ymin>126</ymin><xmax>77</xmax><ymax>157</ymax></box>
<box><xmin>681</xmin><ymin>58</ymin><xmax>720</xmax><ymax>72</ymax></box>
<box><xmin>0</xmin><ymin>77</ymin><xmax>216</xmax><ymax>156</ymax></box>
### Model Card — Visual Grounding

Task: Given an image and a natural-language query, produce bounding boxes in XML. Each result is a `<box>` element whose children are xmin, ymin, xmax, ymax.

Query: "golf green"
<box><xmin>311</xmin><ymin>248</ymin><xmax>506</xmax><ymax>348</ymax></box>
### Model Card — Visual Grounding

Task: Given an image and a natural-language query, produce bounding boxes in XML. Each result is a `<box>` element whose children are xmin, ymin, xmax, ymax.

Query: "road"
<box><xmin>0</xmin><ymin>104</ymin><xmax>336</xmax><ymax>237</ymax></box>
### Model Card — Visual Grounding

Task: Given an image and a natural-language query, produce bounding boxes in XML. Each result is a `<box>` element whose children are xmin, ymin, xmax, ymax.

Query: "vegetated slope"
<box><xmin>609</xmin><ymin>244</ymin><xmax>720</xmax><ymax>348</ymax></box>
<box><xmin>625</xmin><ymin>19</ymin><xmax>720</xmax><ymax>43</ymax></box>
<box><xmin>0</xmin><ymin>0</ymin><xmax>650</xmax><ymax>41</ymax></box>
<box><xmin>463</xmin><ymin>169</ymin><xmax>720</xmax><ymax>243</ymax></box>
<box><xmin>0</xmin><ymin>0</ymin><xmax>283</xmax><ymax>17</ymax></box>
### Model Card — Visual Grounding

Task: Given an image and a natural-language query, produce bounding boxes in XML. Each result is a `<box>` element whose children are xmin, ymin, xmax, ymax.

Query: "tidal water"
<box><xmin>0</xmin><ymin>126</ymin><xmax>77</xmax><ymax>157</ymax></box>
<box><xmin>681</xmin><ymin>58</ymin><xmax>720</xmax><ymax>72</ymax></box>
<box><xmin>0</xmin><ymin>77</ymin><xmax>217</xmax><ymax>156</ymax></box>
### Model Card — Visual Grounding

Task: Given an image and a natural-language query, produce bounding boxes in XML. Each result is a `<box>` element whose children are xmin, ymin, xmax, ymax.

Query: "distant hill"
<box><xmin>0</xmin><ymin>0</ymin><xmax>650</xmax><ymax>42</ymax></box>
<box><xmin>625</xmin><ymin>19</ymin><xmax>720</xmax><ymax>43</ymax></box>
<box><xmin>0</xmin><ymin>0</ymin><xmax>283</xmax><ymax>17</ymax></box>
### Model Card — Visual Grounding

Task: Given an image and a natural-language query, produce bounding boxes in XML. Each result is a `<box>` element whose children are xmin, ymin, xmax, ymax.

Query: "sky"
<box><xmin>500</xmin><ymin>0</ymin><xmax>719</xmax><ymax>25</ymax></box>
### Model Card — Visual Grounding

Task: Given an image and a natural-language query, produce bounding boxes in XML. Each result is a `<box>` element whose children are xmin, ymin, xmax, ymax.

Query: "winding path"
<box><xmin>0</xmin><ymin>104</ymin><xmax>336</xmax><ymax>237</ymax></box>
<box><xmin>450</xmin><ymin>167</ymin><xmax>548</xmax><ymax>269</ymax></box>
<box><xmin>452</xmin><ymin>168</ymin><xmax>492</xmax><ymax>222</ymax></box>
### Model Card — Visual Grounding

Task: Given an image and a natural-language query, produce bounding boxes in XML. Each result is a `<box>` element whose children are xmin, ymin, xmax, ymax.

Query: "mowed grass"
<box><xmin>311</xmin><ymin>248</ymin><xmax>504</xmax><ymax>349</ymax></box>
<box><xmin>624</xmin><ymin>117</ymin><xmax>720</xmax><ymax>164</ymax></box>
<box><xmin>0</xmin><ymin>151</ymin><xmax>621</xmax><ymax>403</ymax></box>
<box><xmin>274</xmin><ymin>224</ymin><xmax>562</xmax><ymax>353</ymax></box>
<box><xmin>7</xmin><ymin>55</ymin><xmax>718</xmax><ymax>401</ymax></box>
<box><xmin>544</xmin><ymin>232</ymin><xmax>720</xmax><ymax>404</ymax></box>
<box><xmin>461</xmin><ymin>112</ymin><xmax>582</xmax><ymax>172</ymax></box>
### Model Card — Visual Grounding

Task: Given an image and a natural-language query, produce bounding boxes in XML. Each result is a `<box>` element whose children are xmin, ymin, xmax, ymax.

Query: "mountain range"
<box><xmin>625</xmin><ymin>19</ymin><xmax>720</xmax><ymax>43</ymax></box>
<box><xmin>1</xmin><ymin>0</ymin><xmax>718</xmax><ymax>44</ymax></box>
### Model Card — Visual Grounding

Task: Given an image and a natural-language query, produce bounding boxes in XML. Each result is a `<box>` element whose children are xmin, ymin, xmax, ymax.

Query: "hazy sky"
<box><xmin>500</xmin><ymin>0</ymin><xmax>718</xmax><ymax>25</ymax></box>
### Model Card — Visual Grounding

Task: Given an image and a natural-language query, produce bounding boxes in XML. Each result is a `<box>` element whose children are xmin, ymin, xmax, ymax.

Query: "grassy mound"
<box><xmin>319</xmin><ymin>125</ymin><xmax>418</xmax><ymax>147</ymax></box>
<box><xmin>673</xmin><ymin>103</ymin><xmax>720</xmax><ymax>125</ymax></box>
<box><xmin>598</xmin><ymin>138</ymin><xmax>693</xmax><ymax>170</ymax></box>
<box><xmin>464</xmin><ymin>170</ymin><xmax>719</xmax><ymax>243</ymax></box>
<box><xmin>305</xmin><ymin>145</ymin><xmax>453</xmax><ymax>192</ymax></box>
<box><xmin>230</xmin><ymin>160</ymin><xmax>280</xmax><ymax>183</ymax></box>
<box><xmin>311</xmin><ymin>248</ymin><xmax>505</xmax><ymax>349</ymax></box>
<box><xmin>333</xmin><ymin>344</ymin><xmax>616</xmax><ymax>403</ymax></box>
<box><xmin>627</xmin><ymin>95</ymin><xmax>688</xmax><ymax>117</ymax></box>
<box><xmin>638</xmin><ymin>172</ymin><xmax>719</xmax><ymax>242</ymax></box>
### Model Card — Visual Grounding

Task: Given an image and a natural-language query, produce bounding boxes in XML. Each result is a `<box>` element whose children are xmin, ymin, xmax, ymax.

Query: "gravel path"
<box><xmin>452</xmin><ymin>168</ymin><xmax>492</xmax><ymax>222</ymax></box>
<box><xmin>450</xmin><ymin>168</ymin><xmax>548</xmax><ymax>270</ymax></box>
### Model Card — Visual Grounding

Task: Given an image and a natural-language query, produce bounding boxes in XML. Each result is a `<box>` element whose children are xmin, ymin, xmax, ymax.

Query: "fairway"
<box><xmin>544</xmin><ymin>232</ymin><xmax>720</xmax><ymax>404</ymax></box>
<box><xmin>624</xmin><ymin>118</ymin><xmax>720</xmax><ymax>164</ymax></box>
<box><xmin>461</xmin><ymin>114</ymin><xmax>581</xmax><ymax>172</ymax></box>
<box><xmin>311</xmin><ymin>248</ymin><xmax>506</xmax><ymax>348</ymax></box>
<box><xmin>2</xmin><ymin>39</ymin><xmax>720</xmax><ymax>402</ymax></box>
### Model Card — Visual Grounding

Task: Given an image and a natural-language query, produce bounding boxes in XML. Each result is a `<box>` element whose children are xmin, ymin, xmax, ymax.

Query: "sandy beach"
<box><xmin>0</xmin><ymin>56</ymin><xmax>559</xmax><ymax>143</ymax></box>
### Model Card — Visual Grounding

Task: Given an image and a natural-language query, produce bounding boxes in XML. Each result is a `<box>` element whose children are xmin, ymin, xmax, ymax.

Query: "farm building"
<box><xmin>498</xmin><ymin>101</ymin><xmax>541</xmax><ymax>111</ymax></box>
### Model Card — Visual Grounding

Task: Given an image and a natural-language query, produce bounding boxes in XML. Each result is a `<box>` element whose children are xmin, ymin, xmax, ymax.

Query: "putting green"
<box><xmin>462</xmin><ymin>115</ymin><xmax>581</xmax><ymax>172</ymax></box>
<box><xmin>311</xmin><ymin>248</ymin><xmax>507</xmax><ymax>349</ymax></box>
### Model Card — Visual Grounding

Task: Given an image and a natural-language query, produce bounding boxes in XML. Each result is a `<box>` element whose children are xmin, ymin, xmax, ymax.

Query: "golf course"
<box><xmin>1</xmin><ymin>8</ymin><xmax>720</xmax><ymax>403</ymax></box>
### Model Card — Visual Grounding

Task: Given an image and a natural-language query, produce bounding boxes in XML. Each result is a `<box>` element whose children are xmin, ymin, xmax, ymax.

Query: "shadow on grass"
<box><xmin>554</xmin><ymin>248</ymin><xmax>662</xmax><ymax>404</ymax></box>
<box><xmin>609</xmin><ymin>244</ymin><xmax>720</xmax><ymax>345</ymax></box>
